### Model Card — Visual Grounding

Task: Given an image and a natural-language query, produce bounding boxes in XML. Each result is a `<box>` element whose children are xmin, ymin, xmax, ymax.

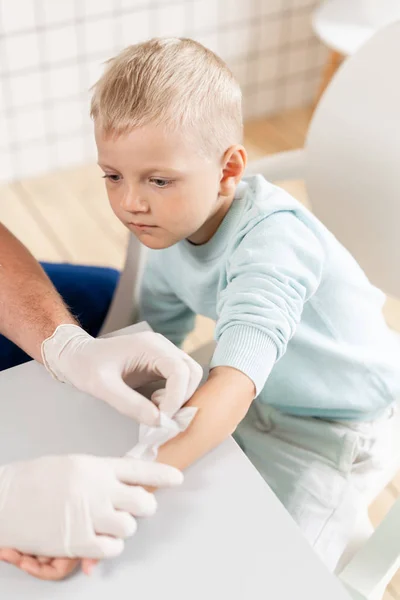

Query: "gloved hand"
<box><xmin>42</xmin><ymin>325</ymin><xmax>203</xmax><ymax>426</ymax></box>
<box><xmin>0</xmin><ymin>454</ymin><xmax>183</xmax><ymax>558</ymax></box>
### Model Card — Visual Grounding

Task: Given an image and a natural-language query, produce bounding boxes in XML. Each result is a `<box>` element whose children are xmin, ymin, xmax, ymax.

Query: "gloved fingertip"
<box><xmin>95</xmin><ymin>537</ymin><xmax>124</xmax><ymax>559</ymax></box>
<box><xmin>139</xmin><ymin>496</ymin><xmax>158</xmax><ymax>517</ymax></box>
<box><xmin>166</xmin><ymin>469</ymin><xmax>184</xmax><ymax>486</ymax></box>
<box><xmin>142</xmin><ymin>406</ymin><xmax>161</xmax><ymax>427</ymax></box>
<box><xmin>154</xmin><ymin>464</ymin><xmax>184</xmax><ymax>487</ymax></box>
<box><xmin>127</xmin><ymin>402</ymin><xmax>160</xmax><ymax>426</ymax></box>
<box><xmin>150</xmin><ymin>388</ymin><xmax>165</xmax><ymax>407</ymax></box>
<box><xmin>124</xmin><ymin>516</ymin><xmax>138</xmax><ymax>537</ymax></box>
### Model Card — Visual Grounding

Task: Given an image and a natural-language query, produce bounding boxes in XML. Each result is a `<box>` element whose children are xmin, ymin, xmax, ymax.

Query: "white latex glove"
<box><xmin>42</xmin><ymin>325</ymin><xmax>203</xmax><ymax>426</ymax></box>
<box><xmin>0</xmin><ymin>455</ymin><xmax>183</xmax><ymax>558</ymax></box>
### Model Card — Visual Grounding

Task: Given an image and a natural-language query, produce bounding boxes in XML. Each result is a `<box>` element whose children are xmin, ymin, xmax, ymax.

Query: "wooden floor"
<box><xmin>1</xmin><ymin>106</ymin><xmax>400</xmax><ymax>597</ymax></box>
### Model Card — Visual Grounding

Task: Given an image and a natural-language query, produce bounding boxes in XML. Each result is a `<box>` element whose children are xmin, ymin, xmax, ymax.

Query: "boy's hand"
<box><xmin>0</xmin><ymin>549</ymin><xmax>79</xmax><ymax>580</ymax></box>
<box><xmin>0</xmin><ymin>550</ymin><xmax>98</xmax><ymax>580</ymax></box>
<box><xmin>42</xmin><ymin>325</ymin><xmax>203</xmax><ymax>426</ymax></box>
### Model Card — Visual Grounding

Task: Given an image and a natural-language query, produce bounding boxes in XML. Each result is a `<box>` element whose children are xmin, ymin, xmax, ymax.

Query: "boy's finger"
<box><xmin>52</xmin><ymin>558</ymin><xmax>80</xmax><ymax>579</ymax></box>
<box><xmin>19</xmin><ymin>555</ymin><xmax>43</xmax><ymax>575</ymax></box>
<box><xmin>37</xmin><ymin>556</ymin><xmax>52</xmax><ymax>564</ymax></box>
<box><xmin>20</xmin><ymin>557</ymin><xmax>79</xmax><ymax>580</ymax></box>
<box><xmin>81</xmin><ymin>558</ymin><xmax>99</xmax><ymax>575</ymax></box>
<box><xmin>0</xmin><ymin>548</ymin><xmax>23</xmax><ymax>565</ymax></box>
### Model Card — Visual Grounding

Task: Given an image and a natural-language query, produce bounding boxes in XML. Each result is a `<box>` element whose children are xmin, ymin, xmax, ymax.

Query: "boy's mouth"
<box><xmin>129</xmin><ymin>222</ymin><xmax>157</xmax><ymax>230</ymax></box>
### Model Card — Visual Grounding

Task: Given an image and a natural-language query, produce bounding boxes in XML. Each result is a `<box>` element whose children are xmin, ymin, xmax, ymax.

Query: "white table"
<box><xmin>0</xmin><ymin>324</ymin><xmax>351</xmax><ymax>599</ymax></box>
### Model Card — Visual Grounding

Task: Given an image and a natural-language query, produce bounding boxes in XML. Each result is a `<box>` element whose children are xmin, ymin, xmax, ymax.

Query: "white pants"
<box><xmin>234</xmin><ymin>400</ymin><xmax>395</xmax><ymax>571</ymax></box>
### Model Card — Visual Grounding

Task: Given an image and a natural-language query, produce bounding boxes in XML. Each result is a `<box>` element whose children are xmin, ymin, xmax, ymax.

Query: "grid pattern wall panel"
<box><xmin>0</xmin><ymin>0</ymin><xmax>326</xmax><ymax>182</ymax></box>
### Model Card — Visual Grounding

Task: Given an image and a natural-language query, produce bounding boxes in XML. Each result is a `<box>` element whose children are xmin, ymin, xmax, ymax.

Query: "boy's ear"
<box><xmin>219</xmin><ymin>145</ymin><xmax>247</xmax><ymax>197</ymax></box>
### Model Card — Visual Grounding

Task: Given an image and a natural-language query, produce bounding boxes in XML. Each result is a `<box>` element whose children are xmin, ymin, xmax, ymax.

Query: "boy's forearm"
<box><xmin>155</xmin><ymin>366</ymin><xmax>255</xmax><ymax>473</ymax></box>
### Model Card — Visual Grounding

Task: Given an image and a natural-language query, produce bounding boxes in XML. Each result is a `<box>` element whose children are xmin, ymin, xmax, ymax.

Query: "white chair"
<box><xmin>339</xmin><ymin>500</ymin><xmax>400</xmax><ymax>599</ymax></box>
<box><xmin>313</xmin><ymin>0</ymin><xmax>400</xmax><ymax>57</ymax></box>
<box><xmin>99</xmin><ymin>235</ymin><xmax>147</xmax><ymax>336</ymax></box>
<box><xmin>248</xmin><ymin>20</ymin><xmax>400</xmax><ymax>600</ymax></box>
<box><xmin>312</xmin><ymin>0</ymin><xmax>400</xmax><ymax>102</ymax></box>
<box><xmin>100</xmin><ymin>20</ymin><xmax>400</xmax><ymax>599</ymax></box>
<box><xmin>248</xmin><ymin>21</ymin><xmax>400</xmax><ymax>300</ymax></box>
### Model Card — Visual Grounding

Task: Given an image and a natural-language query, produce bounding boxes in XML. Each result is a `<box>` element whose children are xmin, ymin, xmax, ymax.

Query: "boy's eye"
<box><xmin>150</xmin><ymin>177</ymin><xmax>172</xmax><ymax>188</ymax></box>
<box><xmin>102</xmin><ymin>174</ymin><xmax>122</xmax><ymax>183</ymax></box>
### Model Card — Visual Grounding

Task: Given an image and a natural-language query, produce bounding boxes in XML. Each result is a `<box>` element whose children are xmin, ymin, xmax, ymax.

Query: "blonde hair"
<box><xmin>90</xmin><ymin>37</ymin><xmax>243</xmax><ymax>157</ymax></box>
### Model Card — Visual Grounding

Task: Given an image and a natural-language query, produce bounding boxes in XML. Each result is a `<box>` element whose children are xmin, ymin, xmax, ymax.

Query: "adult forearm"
<box><xmin>0</xmin><ymin>224</ymin><xmax>77</xmax><ymax>362</ymax></box>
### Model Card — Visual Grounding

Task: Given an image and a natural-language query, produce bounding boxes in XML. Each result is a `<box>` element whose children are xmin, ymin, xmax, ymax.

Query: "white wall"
<box><xmin>0</xmin><ymin>0</ymin><xmax>327</xmax><ymax>182</ymax></box>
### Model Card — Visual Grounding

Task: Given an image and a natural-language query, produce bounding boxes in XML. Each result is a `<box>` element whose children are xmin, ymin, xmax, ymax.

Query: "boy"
<box><xmin>90</xmin><ymin>37</ymin><xmax>400</xmax><ymax>570</ymax></box>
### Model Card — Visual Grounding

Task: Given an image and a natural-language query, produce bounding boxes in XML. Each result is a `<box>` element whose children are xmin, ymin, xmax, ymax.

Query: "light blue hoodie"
<box><xmin>140</xmin><ymin>175</ymin><xmax>400</xmax><ymax>420</ymax></box>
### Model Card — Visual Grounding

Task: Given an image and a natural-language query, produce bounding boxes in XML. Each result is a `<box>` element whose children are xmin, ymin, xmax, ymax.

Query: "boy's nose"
<box><xmin>121</xmin><ymin>191</ymin><xmax>148</xmax><ymax>213</ymax></box>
